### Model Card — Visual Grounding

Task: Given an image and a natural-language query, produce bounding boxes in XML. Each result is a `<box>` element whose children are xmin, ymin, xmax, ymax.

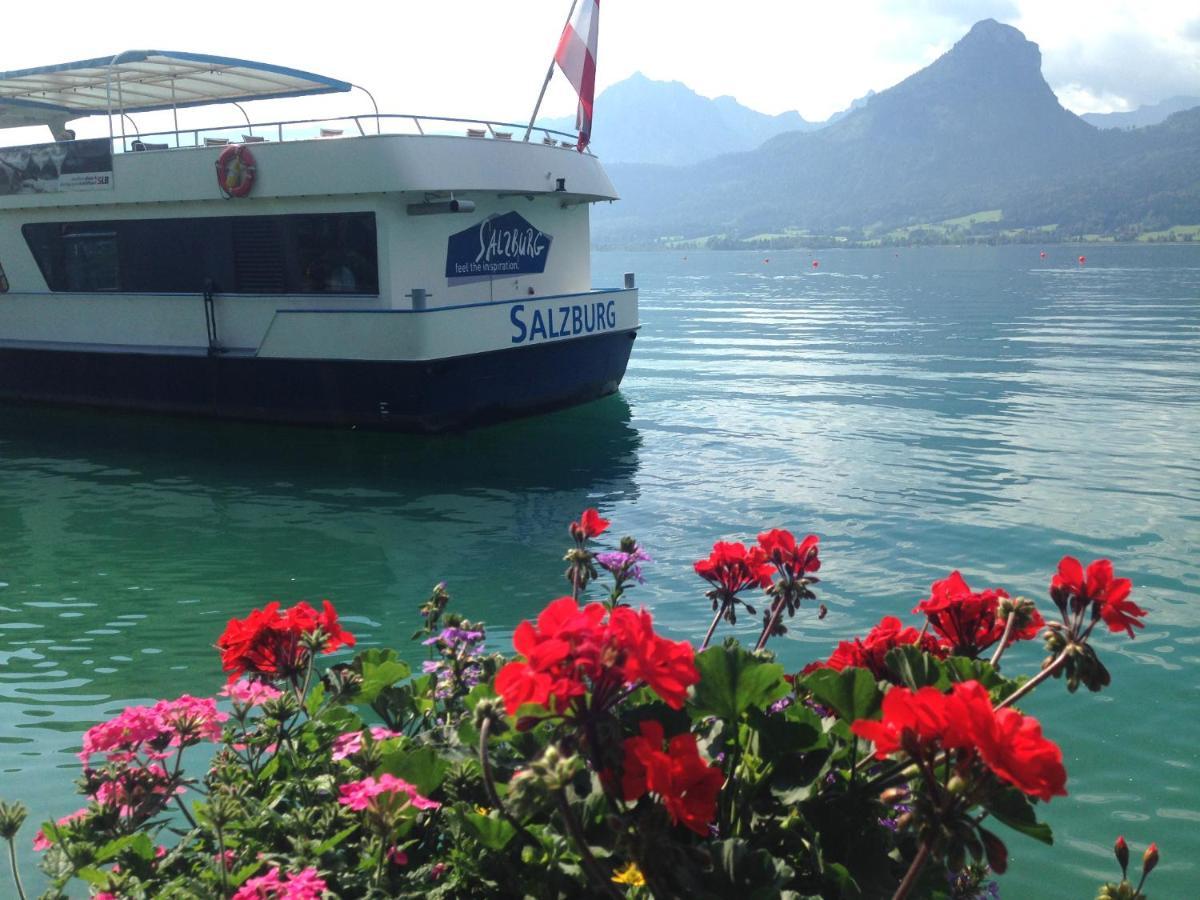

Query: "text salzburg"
<box><xmin>509</xmin><ymin>300</ymin><xmax>617</xmax><ymax>344</ymax></box>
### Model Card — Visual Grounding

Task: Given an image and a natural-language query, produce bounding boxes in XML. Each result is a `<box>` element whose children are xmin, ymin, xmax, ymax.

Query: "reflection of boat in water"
<box><xmin>0</xmin><ymin>50</ymin><xmax>638</xmax><ymax>431</ymax></box>
<box><xmin>0</xmin><ymin>392</ymin><xmax>642</xmax><ymax>500</ymax></box>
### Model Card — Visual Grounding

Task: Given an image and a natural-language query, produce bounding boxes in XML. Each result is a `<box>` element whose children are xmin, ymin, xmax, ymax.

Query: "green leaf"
<box><xmin>884</xmin><ymin>645</ymin><xmax>949</xmax><ymax>689</ymax></box>
<box><xmin>942</xmin><ymin>656</ymin><xmax>1025</xmax><ymax>701</ymax></box>
<box><xmin>354</xmin><ymin>649</ymin><xmax>412</xmax><ymax>703</ymax></box>
<box><xmin>313</xmin><ymin>824</ymin><xmax>359</xmax><ymax>854</ymax></box>
<box><xmin>799</xmin><ymin>667</ymin><xmax>883</xmax><ymax>723</ymax></box>
<box><xmin>379</xmin><ymin>745</ymin><xmax>450</xmax><ymax>797</ymax></box>
<box><xmin>985</xmin><ymin>787</ymin><xmax>1054</xmax><ymax>845</ymax></box>
<box><xmin>93</xmin><ymin>831</ymin><xmax>154</xmax><ymax>863</ymax></box>
<box><xmin>461</xmin><ymin>810</ymin><xmax>517</xmax><ymax>850</ymax></box>
<box><xmin>74</xmin><ymin>866</ymin><xmax>109</xmax><ymax>887</ymax></box>
<box><xmin>304</xmin><ymin>682</ymin><xmax>326</xmax><ymax>718</ymax></box>
<box><xmin>689</xmin><ymin>644</ymin><xmax>789</xmax><ymax>722</ymax></box>
<box><xmin>745</xmin><ymin>704</ymin><xmax>824</xmax><ymax>762</ymax></box>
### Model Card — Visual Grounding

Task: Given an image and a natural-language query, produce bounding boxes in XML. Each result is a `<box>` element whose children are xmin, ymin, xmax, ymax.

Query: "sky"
<box><xmin>1</xmin><ymin>0</ymin><xmax>1198</xmax><ymax>137</ymax></box>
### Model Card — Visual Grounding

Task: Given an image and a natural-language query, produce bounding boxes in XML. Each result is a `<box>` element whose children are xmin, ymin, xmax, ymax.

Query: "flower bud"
<box><xmin>1114</xmin><ymin>835</ymin><xmax>1129</xmax><ymax>877</ymax></box>
<box><xmin>0</xmin><ymin>800</ymin><xmax>27</xmax><ymax>841</ymax></box>
<box><xmin>1141</xmin><ymin>842</ymin><xmax>1158</xmax><ymax>877</ymax></box>
<box><xmin>472</xmin><ymin>698</ymin><xmax>507</xmax><ymax>733</ymax></box>
<box><xmin>946</xmin><ymin>775</ymin><xmax>968</xmax><ymax>796</ymax></box>
<box><xmin>1000</xmin><ymin>595</ymin><xmax>1042</xmax><ymax>633</ymax></box>
<box><xmin>879</xmin><ymin>787</ymin><xmax>909</xmax><ymax>805</ymax></box>
<box><xmin>979</xmin><ymin>827</ymin><xmax>1008</xmax><ymax>875</ymax></box>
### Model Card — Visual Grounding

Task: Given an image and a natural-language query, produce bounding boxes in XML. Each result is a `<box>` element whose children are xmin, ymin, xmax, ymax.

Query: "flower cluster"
<box><xmin>914</xmin><ymin>571</ymin><xmax>1043</xmax><ymax>658</ymax></box>
<box><xmin>803</xmin><ymin>615</ymin><xmax>945</xmax><ymax>683</ymax></box>
<box><xmin>331</xmin><ymin>727</ymin><xmax>403</xmax><ymax>762</ymax></box>
<box><xmin>79</xmin><ymin>695</ymin><xmax>226</xmax><ymax>764</ymax></box>
<box><xmin>422</xmin><ymin>625</ymin><xmax>487</xmax><ymax>700</ymax></box>
<box><xmin>758</xmin><ymin>528</ymin><xmax>821</xmax><ymax>582</ymax></box>
<box><xmin>852</xmin><ymin>680</ymin><xmax>1067</xmax><ymax>802</ymax></box>
<box><xmin>620</xmin><ymin>720</ymin><xmax>724</xmax><ymax>835</ymax></box>
<box><xmin>694</xmin><ymin>540</ymin><xmax>774</xmax><ymax>603</ymax></box>
<box><xmin>230</xmin><ymin>866</ymin><xmax>328</xmax><ymax>900</ymax></box>
<box><xmin>221</xmin><ymin>677</ymin><xmax>284</xmax><ymax>708</ymax></box>
<box><xmin>217</xmin><ymin>600</ymin><xmax>356</xmax><ymax>681</ymax></box>
<box><xmin>494</xmin><ymin>597</ymin><xmax>698</xmax><ymax>717</ymax></box>
<box><xmin>338</xmin><ymin>774</ymin><xmax>440</xmax><ymax>814</ymax></box>
<box><xmin>1050</xmin><ymin>557</ymin><xmax>1146</xmax><ymax>638</ymax></box>
<box><xmin>595</xmin><ymin>546</ymin><xmax>653</xmax><ymax>586</ymax></box>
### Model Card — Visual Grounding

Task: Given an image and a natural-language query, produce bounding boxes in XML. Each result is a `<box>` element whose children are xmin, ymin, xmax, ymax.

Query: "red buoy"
<box><xmin>1078</xmin><ymin>255</ymin><xmax>1086</xmax><ymax>265</ymax></box>
<box><xmin>1039</xmin><ymin>251</ymin><xmax>1046</xmax><ymax>259</ymax></box>
<box><xmin>812</xmin><ymin>260</ymin><xmax>819</xmax><ymax>268</ymax></box>
<box><xmin>763</xmin><ymin>258</ymin><xmax>770</xmax><ymax>263</ymax></box>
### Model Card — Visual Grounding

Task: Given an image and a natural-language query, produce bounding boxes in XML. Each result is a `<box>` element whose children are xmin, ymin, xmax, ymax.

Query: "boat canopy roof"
<box><xmin>0</xmin><ymin>51</ymin><xmax>352</xmax><ymax>129</ymax></box>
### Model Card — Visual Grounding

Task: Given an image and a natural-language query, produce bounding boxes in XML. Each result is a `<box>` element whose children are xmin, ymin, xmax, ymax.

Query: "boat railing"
<box><xmin>114</xmin><ymin>113</ymin><xmax>590</xmax><ymax>154</ymax></box>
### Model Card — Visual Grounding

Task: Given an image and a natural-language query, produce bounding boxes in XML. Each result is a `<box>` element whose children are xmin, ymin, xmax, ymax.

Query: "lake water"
<box><xmin>1</xmin><ymin>244</ymin><xmax>1197</xmax><ymax>896</ymax></box>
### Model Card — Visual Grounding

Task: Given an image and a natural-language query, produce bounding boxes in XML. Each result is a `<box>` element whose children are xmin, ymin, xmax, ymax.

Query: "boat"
<box><xmin>0</xmin><ymin>50</ymin><xmax>637</xmax><ymax>431</ymax></box>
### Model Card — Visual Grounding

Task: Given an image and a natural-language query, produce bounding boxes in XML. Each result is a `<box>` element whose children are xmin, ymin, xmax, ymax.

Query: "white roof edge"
<box><xmin>0</xmin><ymin>51</ymin><xmax>352</xmax><ymax>125</ymax></box>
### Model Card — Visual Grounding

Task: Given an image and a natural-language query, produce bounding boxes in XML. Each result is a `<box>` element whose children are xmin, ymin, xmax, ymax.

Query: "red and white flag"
<box><xmin>554</xmin><ymin>0</ymin><xmax>599</xmax><ymax>151</ymax></box>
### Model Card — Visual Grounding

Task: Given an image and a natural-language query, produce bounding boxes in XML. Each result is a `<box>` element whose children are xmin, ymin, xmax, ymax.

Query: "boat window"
<box><xmin>63</xmin><ymin>231</ymin><xmax>119</xmax><ymax>291</ymax></box>
<box><xmin>21</xmin><ymin>212</ymin><xmax>378</xmax><ymax>295</ymax></box>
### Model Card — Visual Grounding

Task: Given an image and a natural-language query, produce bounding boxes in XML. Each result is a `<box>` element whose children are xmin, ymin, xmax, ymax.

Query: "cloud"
<box><xmin>883</xmin><ymin>0</ymin><xmax>1020</xmax><ymax>29</ymax></box>
<box><xmin>1041</xmin><ymin>29</ymin><xmax>1200</xmax><ymax>110</ymax></box>
<box><xmin>1184</xmin><ymin>18</ymin><xmax>1200</xmax><ymax>42</ymax></box>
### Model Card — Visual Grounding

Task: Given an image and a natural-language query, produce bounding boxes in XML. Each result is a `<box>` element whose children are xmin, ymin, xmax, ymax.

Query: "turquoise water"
<box><xmin>1</xmin><ymin>244</ymin><xmax>1197</xmax><ymax>896</ymax></box>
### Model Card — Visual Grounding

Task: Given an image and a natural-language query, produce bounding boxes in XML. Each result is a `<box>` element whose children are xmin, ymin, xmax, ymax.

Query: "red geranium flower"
<box><xmin>570</xmin><ymin>508</ymin><xmax>610</xmax><ymax>541</ymax></box>
<box><xmin>217</xmin><ymin>600</ymin><xmax>355</xmax><ymax>681</ymax></box>
<box><xmin>608</xmin><ymin>606</ymin><xmax>697</xmax><ymax>710</ymax></box>
<box><xmin>850</xmin><ymin>685</ymin><xmax>961</xmax><ymax>758</ymax></box>
<box><xmin>852</xmin><ymin>680</ymin><xmax>1067</xmax><ymax>804</ymax></box>
<box><xmin>494</xmin><ymin>597</ymin><xmax>698</xmax><ymax>717</ymax></box>
<box><xmin>757</xmin><ymin>529</ymin><xmax>821</xmax><ymax>581</ymax></box>
<box><xmin>694</xmin><ymin>541</ymin><xmax>774</xmax><ymax>597</ymax></box>
<box><xmin>1050</xmin><ymin>557</ymin><xmax>1145</xmax><ymax>638</ymax></box>
<box><xmin>915</xmin><ymin>571</ymin><xmax>1042</xmax><ymax>658</ymax></box>
<box><xmin>946</xmin><ymin>681</ymin><xmax>1067</xmax><ymax>802</ymax></box>
<box><xmin>621</xmin><ymin>720</ymin><xmax>724</xmax><ymax>835</ymax></box>
<box><xmin>802</xmin><ymin>615</ymin><xmax>945</xmax><ymax>683</ymax></box>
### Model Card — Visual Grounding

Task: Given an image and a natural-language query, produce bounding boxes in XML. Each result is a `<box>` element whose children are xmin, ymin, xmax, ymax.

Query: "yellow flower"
<box><xmin>474</xmin><ymin>805</ymin><xmax>491</xmax><ymax>816</ymax></box>
<box><xmin>611</xmin><ymin>861</ymin><xmax>646</xmax><ymax>886</ymax></box>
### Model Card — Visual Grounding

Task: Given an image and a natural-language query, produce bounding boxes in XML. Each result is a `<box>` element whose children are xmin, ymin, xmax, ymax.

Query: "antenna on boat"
<box><xmin>523</xmin><ymin>0</ymin><xmax>580</xmax><ymax>142</ymax></box>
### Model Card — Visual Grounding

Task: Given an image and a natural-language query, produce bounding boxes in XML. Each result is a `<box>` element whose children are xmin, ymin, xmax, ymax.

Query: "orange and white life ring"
<box><xmin>216</xmin><ymin>144</ymin><xmax>256</xmax><ymax>198</ymax></box>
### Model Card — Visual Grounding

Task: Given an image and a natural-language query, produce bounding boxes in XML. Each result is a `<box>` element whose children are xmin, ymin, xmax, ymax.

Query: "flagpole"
<box><xmin>523</xmin><ymin>0</ymin><xmax>581</xmax><ymax>142</ymax></box>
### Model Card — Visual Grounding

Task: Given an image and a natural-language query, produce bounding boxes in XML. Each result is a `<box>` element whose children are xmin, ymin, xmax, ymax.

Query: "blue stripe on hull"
<box><xmin>0</xmin><ymin>330</ymin><xmax>638</xmax><ymax>432</ymax></box>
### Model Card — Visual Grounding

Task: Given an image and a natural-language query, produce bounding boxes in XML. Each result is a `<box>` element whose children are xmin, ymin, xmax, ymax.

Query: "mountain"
<box><xmin>538</xmin><ymin>72</ymin><xmax>817</xmax><ymax>165</ymax></box>
<box><xmin>595</xmin><ymin>20</ymin><xmax>1200</xmax><ymax>244</ymax></box>
<box><xmin>1082</xmin><ymin>96</ymin><xmax>1200</xmax><ymax>130</ymax></box>
<box><xmin>824</xmin><ymin>90</ymin><xmax>876</xmax><ymax>124</ymax></box>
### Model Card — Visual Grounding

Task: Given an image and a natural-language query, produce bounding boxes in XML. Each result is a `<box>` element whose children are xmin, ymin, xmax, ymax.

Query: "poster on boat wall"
<box><xmin>445</xmin><ymin>211</ymin><xmax>553</xmax><ymax>286</ymax></box>
<box><xmin>0</xmin><ymin>138</ymin><xmax>112</xmax><ymax>196</ymax></box>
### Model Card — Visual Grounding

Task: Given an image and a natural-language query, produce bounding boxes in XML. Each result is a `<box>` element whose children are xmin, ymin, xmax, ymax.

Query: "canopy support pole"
<box><xmin>523</xmin><ymin>0</ymin><xmax>579</xmax><ymax>142</ymax></box>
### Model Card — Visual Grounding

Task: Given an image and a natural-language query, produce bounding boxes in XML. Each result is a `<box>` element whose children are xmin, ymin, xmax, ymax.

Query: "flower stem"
<box><xmin>173</xmin><ymin>795</ymin><xmax>199</xmax><ymax>830</ymax></box>
<box><xmin>988</xmin><ymin>611</ymin><xmax>1017</xmax><ymax>669</ymax></box>
<box><xmin>700</xmin><ymin>604</ymin><xmax>725</xmax><ymax>651</ymax></box>
<box><xmin>5</xmin><ymin>838</ymin><xmax>28</xmax><ymax>900</ymax></box>
<box><xmin>754</xmin><ymin>596</ymin><xmax>787</xmax><ymax>652</ymax></box>
<box><xmin>554</xmin><ymin>789</ymin><xmax>623</xmax><ymax>899</ymax></box>
<box><xmin>891</xmin><ymin>838</ymin><xmax>932</xmax><ymax>900</ymax></box>
<box><xmin>997</xmin><ymin>645</ymin><xmax>1072</xmax><ymax>710</ymax></box>
<box><xmin>478</xmin><ymin>718</ymin><xmax>535</xmax><ymax>847</ymax></box>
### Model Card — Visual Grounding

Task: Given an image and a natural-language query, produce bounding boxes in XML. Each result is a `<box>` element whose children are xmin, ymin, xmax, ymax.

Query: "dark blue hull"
<box><xmin>0</xmin><ymin>330</ymin><xmax>637</xmax><ymax>432</ymax></box>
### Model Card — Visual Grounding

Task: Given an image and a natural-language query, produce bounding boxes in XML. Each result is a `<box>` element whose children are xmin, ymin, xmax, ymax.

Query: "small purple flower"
<box><xmin>768</xmin><ymin>696</ymin><xmax>794</xmax><ymax>715</ymax></box>
<box><xmin>595</xmin><ymin>548</ymin><xmax>653</xmax><ymax>584</ymax></box>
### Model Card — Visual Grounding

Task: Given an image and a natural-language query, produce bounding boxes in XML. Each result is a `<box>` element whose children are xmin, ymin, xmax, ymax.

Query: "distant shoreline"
<box><xmin>596</xmin><ymin>233</ymin><xmax>1200</xmax><ymax>252</ymax></box>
